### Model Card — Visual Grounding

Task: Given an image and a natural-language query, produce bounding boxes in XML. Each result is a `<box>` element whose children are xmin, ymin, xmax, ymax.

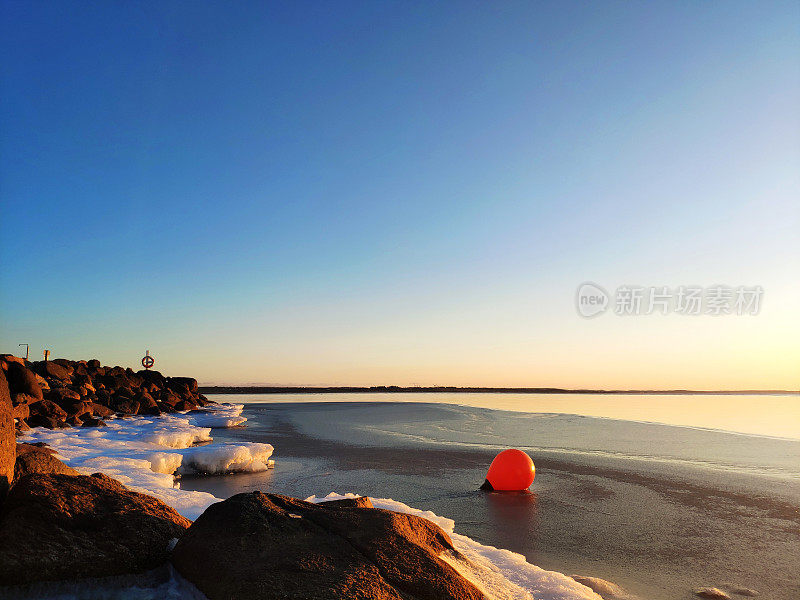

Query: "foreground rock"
<box><xmin>172</xmin><ymin>492</ymin><xmax>484</xmax><ymax>600</ymax></box>
<box><xmin>13</xmin><ymin>442</ymin><xmax>79</xmax><ymax>482</ymax></box>
<box><xmin>0</xmin><ymin>369</ymin><xmax>13</xmax><ymax>500</ymax></box>
<box><xmin>0</xmin><ymin>473</ymin><xmax>191</xmax><ymax>585</ymax></box>
<box><xmin>0</xmin><ymin>354</ymin><xmax>215</xmax><ymax>433</ymax></box>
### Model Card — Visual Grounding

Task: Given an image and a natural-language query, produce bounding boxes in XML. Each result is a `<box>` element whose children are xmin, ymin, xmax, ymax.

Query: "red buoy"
<box><xmin>480</xmin><ymin>449</ymin><xmax>535</xmax><ymax>491</ymax></box>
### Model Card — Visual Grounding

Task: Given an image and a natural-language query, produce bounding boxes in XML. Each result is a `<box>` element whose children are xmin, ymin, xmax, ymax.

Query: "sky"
<box><xmin>1</xmin><ymin>1</ymin><xmax>798</xmax><ymax>389</ymax></box>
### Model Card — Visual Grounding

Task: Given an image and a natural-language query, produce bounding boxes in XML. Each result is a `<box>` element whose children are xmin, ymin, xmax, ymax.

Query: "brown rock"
<box><xmin>26</xmin><ymin>399</ymin><xmax>69</xmax><ymax>429</ymax></box>
<box><xmin>34</xmin><ymin>360</ymin><xmax>73</xmax><ymax>381</ymax></box>
<box><xmin>103</xmin><ymin>374</ymin><xmax>130</xmax><ymax>391</ymax></box>
<box><xmin>137</xmin><ymin>391</ymin><xmax>156</xmax><ymax>405</ymax></box>
<box><xmin>10</xmin><ymin>403</ymin><xmax>29</xmax><ymax>421</ymax></box>
<box><xmin>49</xmin><ymin>387</ymin><xmax>81</xmax><ymax>402</ymax></box>
<box><xmin>91</xmin><ymin>403</ymin><xmax>114</xmax><ymax>418</ymax></box>
<box><xmin>160</xmin><ymin>390</ymin><xmax>183</xmax><ymax>406</ymax></box>
<box><xmin>33</xmin><ymin>398</ymin><xmax>68</xmax><ymax>420</ymax></box>
<box><xmin>64</xmin><ymin>400</ymin><xmax>94</xmax><ymax>420</ymax></box>
<box><xmin>14</xmin><ymin>443</ymin><xmax>79</xmax><ymax>481</ymax></box>
<box><xmin>5</xmin><ymin>362</ymin><xmax>43</xmax><ymax>401</ymax></box>
<box><xmin>52</xmin><ymin>358</ymin><xmax>76</xmax><ymax>370</ymax></box>
<box><xmin>34</xmin><ymin>372</ymin><xmax>50</xmax><ymax>391</ymax></box>
<box><xmin>173</xmin><ymin>400</ymin><xmax>199</xmax><ymax>412</ymax></box>
<box><xmin>47</xmin><ymin>377</ymin><xmax>64</xmax><ymax>388</ymax></box>
<box><xmin>0</xmin><ymin>473</ymin><xmax>191</xmax><ymax>585</ymax></box>
<box><xmin>323</xmin><ymin>496</ymin><xmax>375</xmax><ymax>509</ymax></box>
<box><xmin>167</xmin><ymin>377</ymin><xmax>198</xmax><ymax>394</ymax></box>
<box><xmin>81</xmin><ymin>417</ymin><xmax>107</xmax><ymax>427</ymax></box>
<box><xmin>0</xmin><ymin>354</ymin><xmax>26</xmax><ymax>368</ymax></box>
<box><xmin>113</xmin><ymin>399</ymin><xmax>140</xmax><ymax>415</ymax></box>
<box><xmin>115</xmin><ymin>385</ymin><xmax>135</xmax><ymax>399</ymax></box>
<box><xmin>73</xmin><ymin>363</ymin><xmax>88</xmax><ymax>377</ymax></box>
<box><xmin>0</xmin><ymin>370</ymin><xmax>14</xmax><ymax>500</ymax></box>
<box><xmin>138</xmin><ymin>370</ymin><xmax>166</xmax><ymax>388</ymax></box>
<box><xmin>27</xmin><ymin>415</ymin><xmax>63</xmax><ymax>429</ymax></box>
<box><xmin>12</xmin><ymin>392</ymin><xmax>38</xmax><ymax>406</ymax></box>
<box><xmin>172</xmin><ymin>492</ymin><xmax>483</xmax><ymax>600</ymax></box>
<box><xmin>136</xmin><ymin>393</ymin><xmax>159</xmax><ymax>415</ymax></box>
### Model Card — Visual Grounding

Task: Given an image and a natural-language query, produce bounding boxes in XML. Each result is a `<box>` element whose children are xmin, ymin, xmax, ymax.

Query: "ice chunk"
<box><xmin>176</xmin><ymin>442</ymin><xmax>274</xmax><ymax>475</ymax></box>
<box><xmin>184</xmin><ymin>404</ymin><xmax>247</xmax><ymax>428</ymax></box>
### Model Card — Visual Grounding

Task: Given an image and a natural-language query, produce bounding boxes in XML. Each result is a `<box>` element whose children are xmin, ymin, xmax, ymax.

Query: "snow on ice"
<box><xmin>19</xmin><ymin>404</ymin><xmax>270</xmax><ymax>520</ymax></box>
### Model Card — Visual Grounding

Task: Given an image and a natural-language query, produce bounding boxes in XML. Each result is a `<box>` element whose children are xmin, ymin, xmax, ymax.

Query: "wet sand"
<box><xmin>181</xmin><ymin>401</ymin><xmax>800</xmax><ymax>600</ymax></box>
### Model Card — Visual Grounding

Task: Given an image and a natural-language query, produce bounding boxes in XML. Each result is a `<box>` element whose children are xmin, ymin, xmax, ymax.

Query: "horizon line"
<box><xmin>198</xmin><ymin>385</ymin><xmax>800</xmax><ymax>395</ymax></box>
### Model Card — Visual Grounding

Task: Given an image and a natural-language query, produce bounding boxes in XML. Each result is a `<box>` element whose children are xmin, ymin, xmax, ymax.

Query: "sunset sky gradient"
<box><xmin>1</xmin><ymin>1</ymin><xmax>798</xmax><ymax>389</ymax></box>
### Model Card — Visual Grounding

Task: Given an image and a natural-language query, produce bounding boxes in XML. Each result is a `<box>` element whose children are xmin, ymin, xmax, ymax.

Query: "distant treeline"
<box><xmin>198</xmin><ymin>386</ymin><xmax>797</xmax><ymax>395</ymax></box>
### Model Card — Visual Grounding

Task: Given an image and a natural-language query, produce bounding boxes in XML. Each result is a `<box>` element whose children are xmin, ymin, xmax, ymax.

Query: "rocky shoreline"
<box><xmin>0</xmin><ymin>355</ymin><xmax>527</xmax><ymax>600</ymax></box>
<box><xmin>1</xmin><ymin>354</ymin><xmax>215</xmax><ymax>435</ymax></box>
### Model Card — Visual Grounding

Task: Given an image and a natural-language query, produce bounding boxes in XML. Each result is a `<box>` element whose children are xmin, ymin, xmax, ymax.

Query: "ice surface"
<box><xmin>19</xmin><ymin>406</ymin><xmax>270</xmax><ymax>520</ymax></box>
<box><xmin>307</xmin><ymin>493</ymin><xmax>605</xmax><ymax>600</ymax></box>
<box><xmin>19</xmin><ymin>412</ymin><xmax>609</xmax><ymax>599</ymax></box>
<box><xmin>184</xmin><ymin>403</ymin><xmax>247</xmax><ymax>428</ymax></box>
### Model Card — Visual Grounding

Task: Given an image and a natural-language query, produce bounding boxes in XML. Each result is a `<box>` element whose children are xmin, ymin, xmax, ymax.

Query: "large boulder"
<box><xmin>0</xmin><ymin>473</ymin><xmax>191</xmax><ymax>585</ymax></box>
<box><xmin>0</xmin><ymin>354</ymin><xmax>26</xmax><ymax>368</ymax></box>
<box><xmin>0</xmin><ymin>370</ymin><xmax>14</xmax><ymax>501</ymax></box>
<box><xmin>171</xmin><ymin>492</ymin><xmax>483</xmax><ymax>600</ymax></box>
<box><xmin>113</xmin><ymin>398</ymin><xmax>140</xmax><ymax>416</ymax></box>
<box><xmin>33</xmin><ymin>360</ymin><xmax>73</xmax><ymax>381</ymax></box>
<box><xmin>167</xmin><ymin>377</ymin><xmax>198</xmax><ymax>394</ymax></box>
<box><xmin>137</xmin><ymin>369</ymin><xmax>166</xmax><ymax>388</ymax></box>
<box><xmin>5</xmin><ymin>362</ymin><xmax>43</xmax><ymax>401</ymax></box>
<box><xmin>91</xmin><ymin>403</ymin><xmax>114</xmax><ymax>418</ymax></box>
<box><xmin>30</xmin><ymin>398</ymin><xmax>68</xmax><ymax>421</ymax></box>
<box><xmin>62</xmin><ymin>399</ymin><xmax>94</xmax><ymax>420</ymax></box>
<box><xmin>14</xmin><ymin>443</ymin><xmax>79</xmax><ymax>482</ymax></box>
<box><xmin>48</xmin><ymin>387</ymin><xmax>82</xmax><ymax>403</ymax></box>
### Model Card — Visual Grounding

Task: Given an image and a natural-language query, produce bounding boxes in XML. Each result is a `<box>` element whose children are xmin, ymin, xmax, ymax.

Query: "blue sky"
<box><xmin>1</xmin><ymin>1</ymin><xmax>798</xmax><ymax>388</ymax></box>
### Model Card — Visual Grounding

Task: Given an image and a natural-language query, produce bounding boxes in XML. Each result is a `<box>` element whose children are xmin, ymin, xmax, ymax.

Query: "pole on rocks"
<box><xmin>141</xmin><ymin>350</ymin><xmax>155</xmax><ymax>370</ymax></box>
<box><xmin>18</xmin><ymin>344</ymin><xmax>28</xmax><ymax>360</ymax></box>
<box><xmin>43</xmin><ymin>349</ymin><xmax>50</xmax><ymax>362</ymax></box>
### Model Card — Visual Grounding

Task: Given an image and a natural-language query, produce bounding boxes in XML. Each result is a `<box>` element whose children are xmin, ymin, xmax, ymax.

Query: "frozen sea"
<box><xmin>177</xmin><ymin>393</ymin><xmax>800</xmax><ymax>600</ymax></box>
